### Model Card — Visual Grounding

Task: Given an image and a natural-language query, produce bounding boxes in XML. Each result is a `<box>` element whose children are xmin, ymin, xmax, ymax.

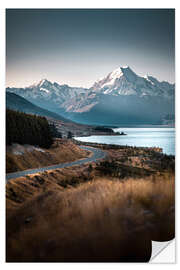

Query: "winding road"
<box><xmin>6</xmin><ymin>146</ymin><xmax>107</xmax><ymax>182</ymax></box>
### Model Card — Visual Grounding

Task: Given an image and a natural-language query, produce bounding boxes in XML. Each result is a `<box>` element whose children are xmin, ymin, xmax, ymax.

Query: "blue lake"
<box><xmin>76</xmin><ymin>128</ymin><xmax>175</xmax><ymax>155</ymax></box>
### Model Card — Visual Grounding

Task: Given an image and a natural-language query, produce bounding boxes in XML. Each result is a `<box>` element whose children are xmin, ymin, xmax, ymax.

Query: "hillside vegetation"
<box><xmin>6</xmin><ymin>139</ymin><xmax>90</xmax><ymax>173</ymax></box>
<box><xmin>6</xmin><ymin>173</ymin><xmax>174</xmax><ymax>262</ymax></box>
<box><xmin>6</xmin><ymin>130</ymin><xmax>175</xmax><ymax>262</ymax></box>
<box><xmin>6</xmin><ymin>109</ymin><xmax>53</xmax><ymax>148</ymax></box>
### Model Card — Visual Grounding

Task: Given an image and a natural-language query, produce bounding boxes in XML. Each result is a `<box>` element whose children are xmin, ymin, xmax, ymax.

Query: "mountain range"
<box><xmin>6</xmin><ymin>66</ymin><xmax>175</xmax><ymax>125</ymax></box>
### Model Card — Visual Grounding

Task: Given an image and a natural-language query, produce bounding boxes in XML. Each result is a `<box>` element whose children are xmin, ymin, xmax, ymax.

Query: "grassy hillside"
<box><xmin>6</xmin><ymin>139</ymin><xmax>90</xmax><ymax>173</ymax></box>
<box><xmin>6</xmin><ymin>172</ymin><xmax>174</xmax><ymax>262</ymax></box>
<box><xmin>6</xmin><ymin>141</ymin><xmax>175</xmax><ymax>262</ymax></box>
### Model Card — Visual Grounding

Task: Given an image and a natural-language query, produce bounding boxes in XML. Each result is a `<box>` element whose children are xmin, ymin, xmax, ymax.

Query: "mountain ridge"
<box><xmin>6</xmin><ymin>92</ymin><xmax>72</xmax><ymax>123</ymax></box>
<box><xmin>6</xmin><ymin>66</ymin><xmax>175</xmax><ymax>125</ymax></box>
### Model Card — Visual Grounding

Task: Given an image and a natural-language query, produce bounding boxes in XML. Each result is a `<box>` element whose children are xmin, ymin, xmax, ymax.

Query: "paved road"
<box><xmin>6</xmin><ymin>146</ymin><xmax>106</xmax><ymax>182</ymax></box>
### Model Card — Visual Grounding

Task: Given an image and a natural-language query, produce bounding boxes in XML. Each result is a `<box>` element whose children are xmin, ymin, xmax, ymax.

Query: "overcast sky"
<box><xmin>6</xmin><ymin>9</ymin><xmax>175</xmax><ymax>88</ymax></box>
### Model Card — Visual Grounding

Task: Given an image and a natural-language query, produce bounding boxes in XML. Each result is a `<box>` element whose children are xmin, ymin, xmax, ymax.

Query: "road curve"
<box><xmin>6</xmin><ymin>146</ymin><xmax>106</xmax><ymax>182</ymax></box>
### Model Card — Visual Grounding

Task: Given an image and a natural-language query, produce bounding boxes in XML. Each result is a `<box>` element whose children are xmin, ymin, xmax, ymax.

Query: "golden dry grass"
<box><xmin>6</xmin><ymin>163</ymin><xmax>95</xmax><ymax>214</ymax></box>
<box><xmin>6</xmin><ymin>139</ymin><xmax>90</xmax><ymax>173</ymax></box>
<box><xmin>6</xmin><ymin>173</ymin><xmax>174</xmax><ymax>262</ymax></box>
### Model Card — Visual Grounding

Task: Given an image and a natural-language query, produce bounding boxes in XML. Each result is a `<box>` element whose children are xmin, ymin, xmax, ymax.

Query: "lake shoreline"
<box><xmin>74</xmin><ymin>127</ymin><xmax>175</xmax><ymax>156</ymax></box>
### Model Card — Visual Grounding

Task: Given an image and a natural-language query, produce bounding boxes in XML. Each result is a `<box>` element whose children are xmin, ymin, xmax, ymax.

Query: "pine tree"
<box><xmin>6</xmin><ymin>109</ymin><xmax>53</xmax><ymax>148</ymax></box>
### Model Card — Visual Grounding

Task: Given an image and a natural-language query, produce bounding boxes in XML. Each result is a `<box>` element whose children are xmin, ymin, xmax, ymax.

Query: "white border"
<box><xmin>1</xmin><ymin>1</ymin><xmax>179</xmax><ymax>268</ymax></box>
<box><xmin>0</xmin><ymin>0</ymin><xmax>177</xmax><ymax>9</ymax></box>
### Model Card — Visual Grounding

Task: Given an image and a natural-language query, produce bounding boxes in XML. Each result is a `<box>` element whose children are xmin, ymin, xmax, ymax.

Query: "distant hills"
<box><xmin>6</xmin><ymin>92</ymin><xmax>71</xmax><ymax>122</ymax></box>
<box><xmin>6</xmin><ymin>66</ymin><xmax>175</xmax><ymax>125</ymax></box>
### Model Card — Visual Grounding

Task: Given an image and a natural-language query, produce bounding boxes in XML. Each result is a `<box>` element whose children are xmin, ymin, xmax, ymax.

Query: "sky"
<box><xmin>6</xmin><ymin>9</ymin><xmax>175</xmax><ymax>88</ymax></box>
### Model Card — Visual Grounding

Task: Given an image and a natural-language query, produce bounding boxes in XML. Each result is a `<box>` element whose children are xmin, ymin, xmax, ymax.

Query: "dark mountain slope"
<box><xmin>6</xmin><ymin>92</ymin><xmax>71</xmax><ymax>122</ymax></box>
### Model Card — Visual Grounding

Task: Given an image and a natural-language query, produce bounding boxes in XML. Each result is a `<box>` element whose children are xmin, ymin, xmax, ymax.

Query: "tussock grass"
<box><xmin>6</xmin><ymin>139</ymin><xmax>90</xmax><ymax>173</ymax></box>
<box><xmin>6</xmin><ymin>173</ymin><xmax>174</xmax><ymax>262</ymax></box>
<box><xmin>6</xmin><ymin>164</ymin><xmax>95</xmax><ymax>213</ymax></box>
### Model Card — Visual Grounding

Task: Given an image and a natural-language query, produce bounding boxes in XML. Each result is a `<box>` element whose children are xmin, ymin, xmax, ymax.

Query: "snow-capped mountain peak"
<box><xmin>6</xmin><ymin>65</ymin><xmax>175</xmax><ymax>126</ymax></box>
<box><xmin>92</xmin><ymin>66</ymin><xmax>138</xmax><ymax>90</ymax></box>
<box><xmin>28</xmin><ymin>79</ymin><xmax>52</xmax><ymax>89</ymax></box>
<box><xmin>91</xmin><ymin>66</ymin><xmax>174</xmax><ymax>98</ymax></box>
<box><xmin>6</xmin><ymin>66</ymin><xmax>175</xmax><ymax>122</ymax></box>
<box><xmin>109</xmin><ymin>67</ymin><xmax>123</xmax><ymax>80</ymax></box>
<box><xmin>119</xmin><ymin>66</ymin><xmax>137</xmax><ymax>82</ymax></box>
<box><xmin>94</xmin><ymin>66</ymin><xmax>125</xmax><ymax>85</ymax></box>
<box><xmin>37</xmin><ymin>79</ymin><xmax>52</xmax><ymax>88</ymax></box>
<box><xmin>6</xmin><ymin>78</ymin><xmax>89</xmax><ymax>110</ymax></box>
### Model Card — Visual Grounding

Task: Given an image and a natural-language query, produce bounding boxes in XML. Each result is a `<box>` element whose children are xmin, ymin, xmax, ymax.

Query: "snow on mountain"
<box><xmin>6</xmin><ymin>66</ymin><xmax>174</xmax><ymax>103</ymax></box>
<box><xmin>6</xmin><ymin>66</ymin><xmax>175</xmax><ymax>121</ymax></box>
<box><xmin>91</xmin><ymin>66</ymin><xmax>174</xmax><ymax>98</ymax></box>
<box><xmin>6</xmin><ymin>79</ymin><xmax>88</xmax><ymax>108</ymax></box>
<box><xmin>40</xmin><ymin>87</ymin><xmax>50</xmax><ymax>93</ymax></box>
